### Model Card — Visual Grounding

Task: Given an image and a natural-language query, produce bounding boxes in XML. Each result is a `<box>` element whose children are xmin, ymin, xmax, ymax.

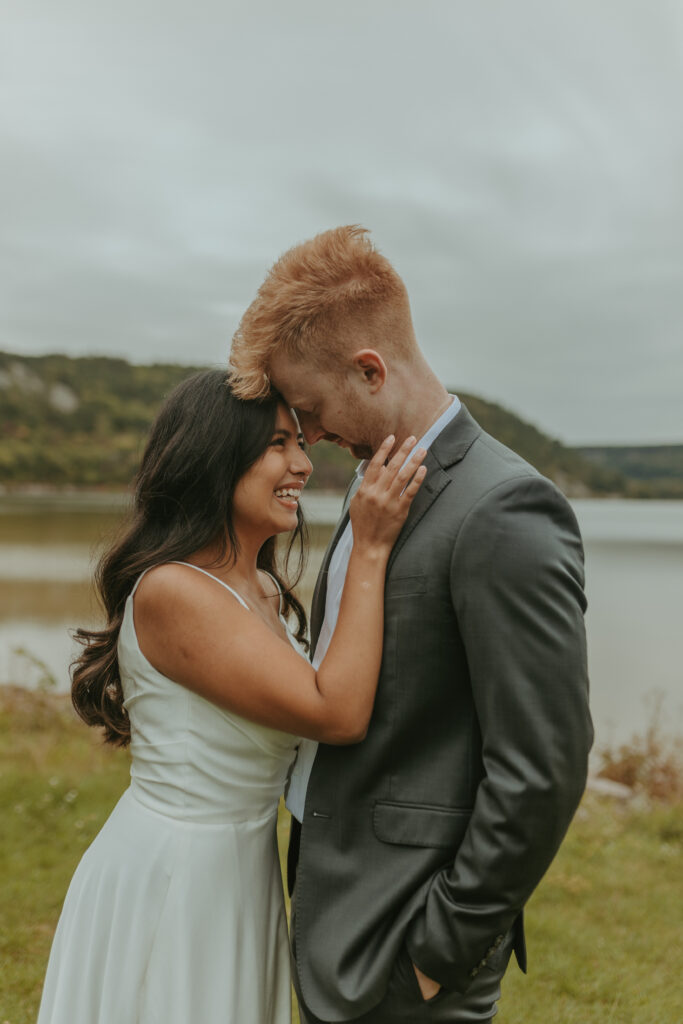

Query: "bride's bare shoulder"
<box><xmin>134</xmin><ymin>563</ymin><xmax>239</xmax><ymax>619</ymax></box>
<box><xmin>135</xmin><ymin>561</ymin><xmax>193</xmax><ymax>596</ymax></box>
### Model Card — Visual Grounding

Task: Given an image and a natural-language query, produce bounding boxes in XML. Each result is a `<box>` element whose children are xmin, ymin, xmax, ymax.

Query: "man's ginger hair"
<box><xmin>229</xmin><ymin>225</ymin><xmax>415</xmax><ymax>399</ymax></box>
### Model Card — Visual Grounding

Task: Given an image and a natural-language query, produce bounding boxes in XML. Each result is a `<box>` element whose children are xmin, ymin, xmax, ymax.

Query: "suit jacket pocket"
<box><xmin>384</xmin><ymin>573</ymin><xmax>427</xmax><ymax>598</ymax></box>
<box><xmin>373</xmin><ymin>801</ymin><xmax>472</xmax><ymax>849</ymax></box>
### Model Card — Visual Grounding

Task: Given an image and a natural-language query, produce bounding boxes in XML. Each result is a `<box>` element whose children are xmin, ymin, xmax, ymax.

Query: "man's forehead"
<box><xmin>268</xmin><ymin>351</ymin><xmax>298</xmax><ymax>389</ymax></box>
<box><xmin>270</xmin><ymin>378</ymin><xmax>309</xmax><ymax>408</ymax></box>
<box><xmin>269</xmin><ymin>354</ymin><xmax>326</xmax><ymax>406</ymax></box>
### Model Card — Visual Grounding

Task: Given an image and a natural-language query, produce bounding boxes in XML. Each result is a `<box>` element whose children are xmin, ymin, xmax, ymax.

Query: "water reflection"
<box><xmin>1</xmin><ymin>495</ymin><xmax>682</xmax><ymax>743</ymax></box>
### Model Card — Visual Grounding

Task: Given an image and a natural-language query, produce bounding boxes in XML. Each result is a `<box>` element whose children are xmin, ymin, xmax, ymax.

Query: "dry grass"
<box><xmin>595</xmin><ymin>697</ymin><xmax>683</xmax><ymax>803</ymax></box>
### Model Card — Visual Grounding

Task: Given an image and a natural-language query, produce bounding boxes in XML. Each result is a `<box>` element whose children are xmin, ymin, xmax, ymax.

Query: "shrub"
<box><xmin>596</xmin><ymin>698</ymin><xmax>683</xmax><ymax>803</ymax></box>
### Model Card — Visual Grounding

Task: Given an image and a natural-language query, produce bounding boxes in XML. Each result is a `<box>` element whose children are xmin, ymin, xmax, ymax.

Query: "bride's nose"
<box><xmin>292</xmin><ymin>447</ymin><xmax>312</xmax><ymax>478</ymax></box>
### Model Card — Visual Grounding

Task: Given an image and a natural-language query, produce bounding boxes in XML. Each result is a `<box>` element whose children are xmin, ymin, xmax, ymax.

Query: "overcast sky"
<box><xmin>2</xmin><ymin>0</ymin><xmax>682</xmax><ymax>444</ymax></box>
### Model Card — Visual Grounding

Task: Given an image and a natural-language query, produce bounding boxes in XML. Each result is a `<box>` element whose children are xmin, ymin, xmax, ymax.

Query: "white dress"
<box><xmin>38</xmin><ymin>564</ymin><xmax>301</xmax><ymax>1024</ymax></box>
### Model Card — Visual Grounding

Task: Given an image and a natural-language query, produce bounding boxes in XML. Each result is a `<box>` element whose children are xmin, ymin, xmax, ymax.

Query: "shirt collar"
<box><xmin>355</xmin><ymin>394</ymin><xmax>461</xmax><ymax>479</ymax></box>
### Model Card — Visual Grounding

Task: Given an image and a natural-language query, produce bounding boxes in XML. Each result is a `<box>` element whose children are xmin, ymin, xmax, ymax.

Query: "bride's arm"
<box><xmin>134</xmin><ymin>436</ymin><xmax>426</xmax><ymax>744</ymax></box>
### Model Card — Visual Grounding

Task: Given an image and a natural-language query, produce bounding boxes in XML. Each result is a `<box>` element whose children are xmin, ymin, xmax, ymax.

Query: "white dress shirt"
<box><xmin>286</xmin><ymin>395</ymin><xmax>461</xmax><ymax>822</ymax></box>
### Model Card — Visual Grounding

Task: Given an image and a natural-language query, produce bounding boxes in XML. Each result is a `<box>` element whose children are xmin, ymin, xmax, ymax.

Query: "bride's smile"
<box><xmin>232</xmin><ymin>405</ymin><xmax>311</xmax><ymax>540</ymax></box>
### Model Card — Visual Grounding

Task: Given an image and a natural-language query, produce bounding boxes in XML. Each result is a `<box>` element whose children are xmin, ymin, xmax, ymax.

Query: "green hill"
<box><xmin>579</xmin><ymin>445</ymin><xmax>683</xmax><ymax>498</ymax></box>
<box><xmin>456</xmin><ymin>393</ymin><xmax>625</xmax><ymax>497</ymax></box>
<box><xmin>0</xmin><ymin>352</ymin><xmax>207</xmax><ymax>487</ymax></box>
<box><xmin>0</xmin><ymin>351</ymin><xmax>675</xmax><ymax>497</ymax></box>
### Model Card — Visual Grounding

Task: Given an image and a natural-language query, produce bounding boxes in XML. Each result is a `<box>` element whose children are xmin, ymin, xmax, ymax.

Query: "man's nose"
<box><xmin>302</xmin><ymin>424</ymin><xmax>325</xmax><ymax>445</ymax></box>
<box><xmin>297</xmin><ymin>413</ymin><xmax>325</xmax><ymax>446</ymax></box>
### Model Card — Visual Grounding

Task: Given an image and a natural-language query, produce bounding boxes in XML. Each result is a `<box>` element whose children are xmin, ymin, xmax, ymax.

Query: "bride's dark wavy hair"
<box><xmin>71</xmin><ymin>369</ymin><xmax>309</xmax><ymax>747</ymax></box>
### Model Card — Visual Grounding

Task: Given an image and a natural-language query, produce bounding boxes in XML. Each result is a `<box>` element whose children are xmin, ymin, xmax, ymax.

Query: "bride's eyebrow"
<box><xmin>272</xmin><ymin>428</ymin><xmax>304</xmax><ymax>440</ymax></box>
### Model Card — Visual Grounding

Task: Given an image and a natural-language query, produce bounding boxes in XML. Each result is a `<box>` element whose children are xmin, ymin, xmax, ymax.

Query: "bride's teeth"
<box><xmin>275</xmin><ymin>489</ymin><xmax>300</xmax><ymax>499</ymax></box>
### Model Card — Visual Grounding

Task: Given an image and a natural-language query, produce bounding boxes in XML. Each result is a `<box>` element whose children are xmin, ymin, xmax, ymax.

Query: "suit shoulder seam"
<box><xmin>451</xmin><ymin>472</ymin><xmax>556</xmax><ymax>559</ymax></box>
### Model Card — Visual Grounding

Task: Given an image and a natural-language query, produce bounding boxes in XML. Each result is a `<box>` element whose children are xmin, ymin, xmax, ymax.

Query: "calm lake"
<box><xmin>1</xmin><ymin>494</ymin><xmax>681</xmax><ymax>746</ymax></box>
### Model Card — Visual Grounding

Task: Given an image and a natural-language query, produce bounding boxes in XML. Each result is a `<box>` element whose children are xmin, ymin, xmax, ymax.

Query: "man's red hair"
<box><xmin>230</xmin><ymin>225</ymin><xmax>412</xmax><ymax>399</ymax></box>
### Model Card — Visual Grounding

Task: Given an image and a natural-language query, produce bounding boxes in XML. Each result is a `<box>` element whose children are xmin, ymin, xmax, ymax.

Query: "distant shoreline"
<box><xmin>2</xmin><ymin>489</ymin><xmax>683</xmax><ymax>544</ymax></box>
<box><xmin>3</xmin><ymin>351</ymin><xmax>682</xmax><ymax>497</ymax></box>
<box><xmin>0</xmin><ymin>487</ymin><xmax>347</xmax><ymax>526</ymax></box>
<box><xmin>2</xmin><ymin>483</ymin><xmax>683</xmax><ymax>505</ymax></box>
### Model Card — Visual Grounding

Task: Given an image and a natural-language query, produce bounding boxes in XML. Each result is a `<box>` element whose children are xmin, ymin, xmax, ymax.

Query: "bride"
<box><xmin>37</xmin><ymin>368</ymin><xmax>426</xmax><ymax>1024</ymax></box>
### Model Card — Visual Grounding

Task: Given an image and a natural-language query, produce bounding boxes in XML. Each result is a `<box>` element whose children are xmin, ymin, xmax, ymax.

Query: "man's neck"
<box><xmin>418</xmin><ymin>392</ymin><xmax>454</xmax><ymax>438</ymax></box>
<box><xmin>391</xmin><ymin>374</ymin><xmax>452</xmax><ymax>449</ymax></box>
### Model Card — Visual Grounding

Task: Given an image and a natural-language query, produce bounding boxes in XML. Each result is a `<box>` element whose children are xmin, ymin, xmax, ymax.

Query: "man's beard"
<box><xmin>324</xmin><ymin>434</ymin><xmax>374</xmax><ymax>461</ymax></box>
<box><xmin>348</xmin><ymin>441</ymin><xmax>375</xmax><ymax>460</ymax></box>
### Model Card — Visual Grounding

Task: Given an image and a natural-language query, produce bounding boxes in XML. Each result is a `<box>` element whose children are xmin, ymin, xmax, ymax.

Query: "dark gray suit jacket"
<box><xmin>289</xmin><ymin>405</ymin><xmax>593</xmax><ymax>1022</ymax></box>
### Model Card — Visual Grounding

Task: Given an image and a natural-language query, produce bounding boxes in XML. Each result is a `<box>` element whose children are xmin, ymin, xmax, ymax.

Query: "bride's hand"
<box><xmin>349</xmin><ymin>434</ymin><xmax>427</xmax><ymax>556</ymax></box>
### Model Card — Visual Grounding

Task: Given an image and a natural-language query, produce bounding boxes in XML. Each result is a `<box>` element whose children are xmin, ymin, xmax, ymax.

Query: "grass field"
<box><xmin>1</xmin><ymin>685</ymin><xmax>681</xmax><ymax>1023</ymax></box>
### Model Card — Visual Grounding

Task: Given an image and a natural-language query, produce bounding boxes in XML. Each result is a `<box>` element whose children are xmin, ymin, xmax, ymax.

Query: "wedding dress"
<box><xmin>38</xmin><ymin>564</ymin><xmax>300</xmax><ymax>1024</ymax></box>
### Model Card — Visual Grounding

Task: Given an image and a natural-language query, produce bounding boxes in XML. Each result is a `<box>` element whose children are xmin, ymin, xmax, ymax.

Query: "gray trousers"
<box><xmin>294</xmin><ymin>931</ymin><xmax>513</xmax><ymax>1024</ymax></box>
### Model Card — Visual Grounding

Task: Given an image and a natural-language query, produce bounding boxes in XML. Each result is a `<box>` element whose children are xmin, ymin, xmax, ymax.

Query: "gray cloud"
<box><xmin>2</xmin><ymin>0</ymin><xmax>682</xmax><ymax>442</ymax></box>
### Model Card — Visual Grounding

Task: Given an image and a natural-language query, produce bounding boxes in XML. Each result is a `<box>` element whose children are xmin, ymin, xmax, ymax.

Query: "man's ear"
<box><xmin>351</xmin><ymin>350</ymin><xmax>387</xmax><ymax>394</ymax></box>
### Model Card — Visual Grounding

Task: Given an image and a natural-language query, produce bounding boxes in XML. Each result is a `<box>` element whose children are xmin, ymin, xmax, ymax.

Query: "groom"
<box><xmin>230</xmin><ymin>225</ymin><xmax>593</xmax><ymax>1023</ymax></box>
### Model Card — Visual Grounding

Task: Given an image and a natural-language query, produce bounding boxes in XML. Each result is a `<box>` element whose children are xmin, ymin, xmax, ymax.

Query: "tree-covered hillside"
<box><xmin>579</xmin><ymin>445</ymin><xmax>683</xmax><ymax>498</ymax></box>
<box><xmin>0</xmin><ymin>353</ymin><xmax>206</xmax><ymax>487</ymax></box>
<box><xmin>0</xmin><ymin>351</ymin><xmax>677</xmax><ymax>496</ymax></box>
<box><xmin>457</xmin><ymin>393</ymin><xmax>626</xmax><ymax>497</ymax></box>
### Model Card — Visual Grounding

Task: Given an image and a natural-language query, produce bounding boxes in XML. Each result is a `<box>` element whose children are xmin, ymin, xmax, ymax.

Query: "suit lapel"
<box><xmin>388</xmin><ymin>403</ymin><xmax>482</xmax><ymax>572</ymax></box>
<box><xmin>387</xmin><ymin>455</ymin><xmax>450</xmax><ymax>572</ymax></box>
<box><xmin>310</xmin><ymin>404</ymin><xmax>481</xmax><ymax>640</ymax></box>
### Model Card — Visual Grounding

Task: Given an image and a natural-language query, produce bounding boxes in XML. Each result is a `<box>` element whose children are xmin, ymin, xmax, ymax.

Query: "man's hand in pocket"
<box><xmin>413</xmin><ymin>962</ymin><xmax>441</xmax><ymax>1000</ymax></box>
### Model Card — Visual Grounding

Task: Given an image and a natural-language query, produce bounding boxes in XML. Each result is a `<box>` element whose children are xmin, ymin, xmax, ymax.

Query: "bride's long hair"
<box><xmin>71</xmin><ymin>369</ymin><xmax>308</xmax><ymax>747</ymax></box>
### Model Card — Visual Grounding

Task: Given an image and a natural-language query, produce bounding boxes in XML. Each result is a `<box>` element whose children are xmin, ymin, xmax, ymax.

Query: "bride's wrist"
<box><xmin>350</xmin><ymin>541</ymin><xmax>391</xmax><ymax>564</ymax></box>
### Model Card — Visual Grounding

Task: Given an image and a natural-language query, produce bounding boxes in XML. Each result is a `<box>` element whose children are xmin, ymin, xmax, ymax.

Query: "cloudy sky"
<box><xmin>2</xmin><ymin>0</ymin><xmax>682</xmax><ymax>444</ymax></box>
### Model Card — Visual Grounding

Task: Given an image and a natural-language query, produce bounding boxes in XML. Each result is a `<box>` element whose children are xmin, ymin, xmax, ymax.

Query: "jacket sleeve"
<box><xmin>405</xmin><ymin>473</ymin><xmax>593</xmax><ymax>993</ymax></box>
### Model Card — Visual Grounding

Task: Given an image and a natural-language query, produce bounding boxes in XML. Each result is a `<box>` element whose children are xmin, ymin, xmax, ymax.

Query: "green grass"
<box><xmin>1</xmin><ymin>687</ymin><xmax>681</xmax><ymax>1023</ymax></box>
<box><xmin>498</xmin><ymin>798</ymin><xmax>683</xmax><ymax>1022</ymax></box>
<box><xmin>0</xmin><ymin>688</ymin><xmax>131</xmax><ymax>1023</ymax></box>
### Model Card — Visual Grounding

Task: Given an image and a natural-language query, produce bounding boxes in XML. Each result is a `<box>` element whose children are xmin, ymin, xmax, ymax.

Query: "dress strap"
<box><xmin>259</xmin><ymin>570</ymin><xmax>284</xmax><ymax>618</ymax></box>
<box><xmin>167</xmin><ymin>561</ymin><xmax>251</xmax><ymax>610</ymax></box>
<box><xmin>130</xmin><ymin>567</ymin><xmax>153</xmax><ymax>596</ymax></box>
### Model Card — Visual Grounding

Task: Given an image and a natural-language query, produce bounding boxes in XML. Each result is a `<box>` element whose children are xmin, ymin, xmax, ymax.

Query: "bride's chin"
<box><xmin>270</xmin><ymin>511</ymin><xmax>299</xmax><ymax>533</ymax></box>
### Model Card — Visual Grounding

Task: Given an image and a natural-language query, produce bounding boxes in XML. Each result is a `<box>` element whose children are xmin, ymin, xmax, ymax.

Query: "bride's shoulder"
<box><xmin>134</xmin><ymin>563</ymin><xmax>238</xmax><ymax>618</ymax></box>
<box><xmin>135</xmin><ymin>561</ymin><xmax>192</xmax><ymax>598</ymax></box>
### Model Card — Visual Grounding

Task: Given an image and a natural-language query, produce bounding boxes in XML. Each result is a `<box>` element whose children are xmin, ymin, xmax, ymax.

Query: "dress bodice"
<box><xmin>117</xmin><ymin>569</ymin><xmax>302</xmax><ymax>825</ymax></box>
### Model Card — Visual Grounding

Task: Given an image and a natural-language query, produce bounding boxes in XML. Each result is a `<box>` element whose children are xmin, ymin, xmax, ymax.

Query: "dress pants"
<box><xmin>292</xmin><ymin>911</ymin><xmax>513</xmax><ymax>1024</ymax></box>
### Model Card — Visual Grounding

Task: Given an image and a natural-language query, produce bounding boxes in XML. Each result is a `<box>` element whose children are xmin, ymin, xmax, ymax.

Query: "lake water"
<box><xmin>1</xmin><ymin>494</ymin><xmax>681</xmax><ymax>746</ymax></box>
